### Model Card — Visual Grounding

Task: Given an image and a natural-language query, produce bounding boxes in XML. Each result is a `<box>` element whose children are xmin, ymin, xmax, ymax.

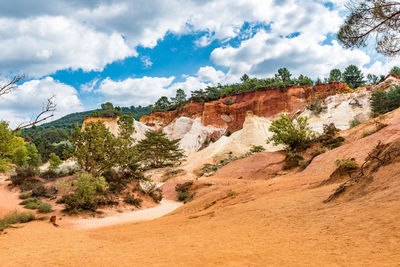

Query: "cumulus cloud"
<box><xmin>0</xmin><ymin>16</ymin><xmax>135</xmax><ymax>77</ymax></box>
<box><xmin>95</xmin><ymin>66</ymin><xmax>229</xmax><ymax>106</ymax></box>
<box><xmin>0</xmin><ymin>0</ymin><xmax>360</xmax><ymax>77</ymax></box>
<box><xmin>0</xmin><ymin>77</ymin><xmax>83</xmax><ymax>128</ymax></box>
<box><xmin>96</xmin><ymin>76</ymin><xmax>176</xmax><ymax>106</ymax></box>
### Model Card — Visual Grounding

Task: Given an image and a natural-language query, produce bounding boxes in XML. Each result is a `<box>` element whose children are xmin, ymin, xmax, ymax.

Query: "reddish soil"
<box><xmin>1</xmin><ymin>108</ymin><xmax>400</xmax><ymax>266</ymax></box>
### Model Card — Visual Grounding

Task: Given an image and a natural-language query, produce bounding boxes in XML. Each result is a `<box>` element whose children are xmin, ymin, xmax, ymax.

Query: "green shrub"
<box><xmin>224</xmin><ymin>98</ymin><xmax>235</xmax><ymax>105</ymax></box>
<box><xmin>334</xmin><ymin>158</ymin><xmax>358</xmax><ymax>171</ymax></box>
<box><xmin>64</xmin><ymin>173</ymin><xmax>109</xmax><ymax>212</ymax></box>
<box><xmin>311</xmin><ymin>148</ymin><xmax>326</xmax><ymax>158</ymax></box>
<box><xmin>19</xmin><ymin>191</ymin><xmax>32</xmax><ymax>199</ymax></box>
<box><xmin>250</xmin><ymin>145</ymin><xmax>265</xmax><ymax>153</ymax></box>
<box><xmin>149</xmin><ymin>188</ymin><xmax>163</xmax><ymax>203</ymax></box>
<box><xmin>267</xmin><ymin>113</ymin><xmax>316</xmax><ymax>152</ymax></box>
<box><xmin>177</xmin><ymin>191</ymin><xmax>190</xmax><ymax>202</ymax></box>
<box><xmin>0</xmin><ymin>211</ymin><xmax>35</xmax><ymax>232</ymax></box>
<box><xmin>21</xmin><ymin>198</ymin><xmax>42</xmax><ymax>209</ymax></box>
<box><xmin>226</xmin><ymin>189</ymin><xmax>236</xmax><ymax>197</ymax></box>
<box><xmin>371</xmin><ymin>86</ymin><xmax>400</xmax><ymax>116</ymax></box>
<box><xmin>37</xmin><ymin>202</ymin><xmax>53</xmax><ymax>213</ymax></box>
<box><xmin>226</xmin><ymin>130</ymin><xmax>232</xmax><ymax>137</ymax></box>
<box><xmin>283</xmin><ymin>151</ymin><xmax>304</xmax><ymax>170</ymax></box>
<box><xmin>10</xmin><ymin>167</ymin><xmax>37</xmax><ymax>186</ymax></box>
<box><xmin>307</xmin><ymin>97</ymin><xmax>325</xmax><ymax>115</ymax></box>
<box><xmin>350</xmin><ymin>118</ymin><xmax>361</xmax><ymax>128</ymax></box>
<box><xmin>123</xmin><ymin>194</ymin><xmax>142</xmax><ymax>208</ymax></box>
<box><xmin>0</xmin><ymin>158</ymin><xmax>10</xmax><ymax>173</ymax></box>
<box><xmin>31</xmin><ymin>184</ymin><xmax>48</xmax><ymax>198</ymax></box>
<box><xmin>49</xmin><ymin>153</ymin><xmax>62</xmax><ymax>171</ymax></box>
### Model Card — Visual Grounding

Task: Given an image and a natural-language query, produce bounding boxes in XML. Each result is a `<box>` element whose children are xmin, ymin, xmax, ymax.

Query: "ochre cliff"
<box><xmin>140</xmin><ymin>82</ymin><xmax>349</xmax><ymax>132</ymax></box>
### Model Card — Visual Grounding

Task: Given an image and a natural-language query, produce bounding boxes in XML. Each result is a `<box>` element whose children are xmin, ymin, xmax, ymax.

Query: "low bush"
<box><xmin>226</xmin><ymin>189</ymin><xmax>236</xmax><ymax>197</ymax></box>
<box><xmin>19</xmin><ymin>191</ymin><xmax>32</xmax><ymax>199</ymax></box>
<box><xmin>226</xmin><ymin>130</ymin><xmax>232</xmax><ymax>137</ymax></box>
<box><xmin>31</xmin><ymin>184</ymin><xmax>48</xmax><ymax>198</ymax></box>
<box><xmin>224</xmin><ymin>98</ymin><xmax>235</xmax><ymax>105</ymax></box>
<box><xmin>123</xmin><ymin>194</ymin><xmax>143</xmax><ymax>208</ymax></box>
<box><xmin>250</xmin><ymin>145</ymin><xmax>265</xmax><ymax>153</ymax></box>
<box><xmin>10</xmin><ymin>167</ymin><xmax>37</xmax><ymax>186</ymax></box>
<box><xmin>175</xmin><ymin>182</ymin><xmax>195</xmax><ymax>202</ymax></box>
<box><xmin>63</xmin><ymin>173</ymin><xmax>109</xmax><ymax>212</ymax></box>
<box><xmin>37</xmin><ymin>202</ymin><xmax>53</xmax><ymax>213</ymax></box>
<box><xmin>0</xmin><ymin>211</ymin><xmax>35</xmax><ymax>232</ymax></box>
<box><xmin>149</xmin><ymin>188</ymin><xmax>163</xmax><ymax>203</ymax></box>
<box><xmin>334</xmin><ymin>158</ymin><xmax>358</xmax><ymax>171</ymax></box>
<box><xmin>177</xmin><ymin>191</ymin><xmax>190</xmax><ymax>202</ymax></box>
<box><xmin>283</xmin><ymin>152</ymin><xmax>304</xmax><ymax>170</ymax></box>
<box><xmin>350</xmin><ymin>118</ymin><xmax>361</xmax><ymax>128</ymax></box>
<box><xmin>307</xmin><ymin>97</ymin><xmax>325</xmax><ymax>115</ymax></box>
<box><xmin>20</xmin><ymin>198</ymin><xmax>42</xmax><ymax>209</ymax></box>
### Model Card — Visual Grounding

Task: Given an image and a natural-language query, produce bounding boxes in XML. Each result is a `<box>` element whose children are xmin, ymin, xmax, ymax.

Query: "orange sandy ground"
<box><xmin>1</xmin><ymin>111</ymin><xmax>400</xmax><ymax>266</ymax></box>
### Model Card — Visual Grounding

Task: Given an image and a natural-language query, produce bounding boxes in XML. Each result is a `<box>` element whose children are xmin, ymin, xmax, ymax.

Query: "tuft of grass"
<box><xmin>226</xmin><ymin>189</ymin><xmax>236</xmax><ymax>197</ymax></box>
<box><xmin>350</xmin><ymin>118</ymin><xmax>361</xmax><ymax>128</ymax></box>
<box><xmin>20</xmin><ymin>198</ymin><xmax>42</xmax><ymax>210</ymax></box>
<box><xmin>123</xmin><ymin>194</ymin><xmax>143</xmax><ymax>208</ymax></box>
<box><xmin>0</xmin><ymin>211</ymin><xmax>35</xmax><ymax>232</ymax></box>
<box><xmin>19</xmin><ymin>191</ymin><xmax>32</xmax><ymax>200</ymax></box>
<box><xmin>37</xmin><ymin>202</ymin><xmax>53</xmax><ymax>213</ymax></box>
<box><xmin>334</xmin><ymin>158</ymin><xmax>358</xmax><ymax>171</ymax></box>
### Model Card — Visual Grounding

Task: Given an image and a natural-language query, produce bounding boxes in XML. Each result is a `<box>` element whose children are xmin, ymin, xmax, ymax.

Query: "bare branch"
<box><xmin>0</xmin><ymin>74</ymin><xmax>26</xmax><ymax>97</ymax></box>
<box><xmin>11</xmin><ymin>95</ymin><xmax>57</xmax><ymax>133</ymax></box>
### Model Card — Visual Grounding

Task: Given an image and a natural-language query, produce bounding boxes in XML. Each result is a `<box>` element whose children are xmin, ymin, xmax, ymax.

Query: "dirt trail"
<box><xmin>68</xmin><ymin>199</ymin><xmax>183</xmax><ymax>230</ymax></box>
<box><xmin>0</xmin><ymin>176</ymin><xmax>21</xmax><ymax>216</ymax></box>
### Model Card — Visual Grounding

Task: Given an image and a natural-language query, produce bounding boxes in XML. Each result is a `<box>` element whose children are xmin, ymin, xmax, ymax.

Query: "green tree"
<box><xmin>329</xmin><ymin>69</ymin><xmax>342</xmax><ymax>82</ymax></box>
<box><xmin>240</xmin><ymin>74</ymin><xmax>250</xmax><ymax>82</ymax></box>
<box><xmin>390</xmin><ymin>66</ymin><xmax>400</xmax><ymax>76</ymax></box>
<box><xmin>26</xmin><ymin>143</ymin><xmax>40</xmax><ymax>168</ymax></box>
<box><xmin>170</xmin><ymin>89</ymin><xmax>187</xmax><ymax>108</ymax></box>
<box><xmin>152</xmin><ymin>96</ymin><xmax>171</xmax><ymax>112</ymax></box>
<box><xmin>267</xmin><ymin>113</ymin><xmax>316</xmax><ymax>152</ymax></box>
<box><xmin>49</xmin><ymin>152</ymin><xmax>62</xmax><ymax>171</ymax></box>
<box><xmin>101</xmin><ymin>102</ymin><xmax>114</xmax><ymax>111</ymax></box>
<box><xmin>296</xmin><ymin>74</ymin><xmax>313</xmax><ymax>86</ymax></box>
<box><xmin>12</xmin><ymin>145</ymin><xmax>29</xmax><ymax>167</ymax></box>
<box><xmin>367</xmin><ymin>73</ymin><xmax>379</xmax><ymax>84</ymax></box>
<box><xmin>69</xmin><ymin>121</ymin><xmax>119</xmax><ymax>176</ymax></box>
<box><xmin>275</xmin><ymin>68</ymin><xmax>292</xmax><ymax>83</ymax></box>
<box><xmin>342</xmin><ymin>64</ymin><xmax>365</xmax><ymax>89</ymax></box>
<box><xmin>136</xmin><ymin>131</ymin><xmax>185</xmax><ymax>169</ymax></box>
<box><xmin>371</xmin><ymin>86</ymin><xmax>400</xmax><ymax>116</ymax></box>
<box><xmin>338</xmin><ymin>1</ymin><xmax>400</xmax><ymax>57</ymax></box>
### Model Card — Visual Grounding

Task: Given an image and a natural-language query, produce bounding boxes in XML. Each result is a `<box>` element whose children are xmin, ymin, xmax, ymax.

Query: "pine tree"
<box><xmin>343</xmin><ymin>65</ymin><xmax>365</xmax><ymax>89</ymax></box>
<box><xmin>136</xmin><ymin>131</ymin><xmax>185</xmax><ymax>169</ymax></box>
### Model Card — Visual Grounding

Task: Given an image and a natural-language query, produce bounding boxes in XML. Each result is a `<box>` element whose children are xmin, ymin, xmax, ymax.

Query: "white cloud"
<box><xmin>140</xmin><ymin>56</ymin><xmax>153</xmax><ymax>69</ymax></box>
<box><xmin>80</xmin><ymin>78</ymin><xmax>99</xmax><ymax>93</ymax></box>
<box><xmin>0</xmin><ymin>77</ymin><xmax>83</xmax><ymax>128</ymax></box>
<box><xmin>0</xmin><ymin>16</ymin><xmax>135</xmax><ymax>76</ymax></box>
<box><xmin>96</xmin><ymin>76</ymin><xmax>176</xmax><ymax>106</ymax></box>
<box><xmin>95</xmin><ymin>66</ymin><xmax>230</xmax><ymax>106</ymax></box>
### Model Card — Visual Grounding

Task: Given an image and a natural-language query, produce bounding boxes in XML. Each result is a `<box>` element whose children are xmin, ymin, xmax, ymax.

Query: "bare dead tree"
<box><xmin>0</xmin><ymin>74</ymin><xmax>57</xmax><ymax>133</ymax></box>
<box><xmin>11</xmin><ymin>96</ymin><xmax>57</xmax><ymax>133</ymax></box>
<box><xmin>0</xmin><ymin>74</ymin><xmax>25</xmax><ymax>97</ymax></box>
<box><xmin>338</xmin><ymin>1</ymin><xmax>400</xmax><ymax>57</ymax></box>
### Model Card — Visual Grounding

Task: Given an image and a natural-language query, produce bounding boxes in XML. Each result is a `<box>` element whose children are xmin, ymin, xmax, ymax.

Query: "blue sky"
<box><xmin>0</xmin><ymin>0</ymin><xmax>398</xmax><ymax>126</ymax></box>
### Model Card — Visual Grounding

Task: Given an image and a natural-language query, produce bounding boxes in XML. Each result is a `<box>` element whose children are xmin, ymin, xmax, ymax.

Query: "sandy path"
<box><xmin>0</xmin><ymin>175</ymin><xmax>22</xmax><ymax>216</ymax></box>
<box><xmin>69</xmin><ymin>199</ymin><xmax>183</xmax><ymax>230</ymax></box>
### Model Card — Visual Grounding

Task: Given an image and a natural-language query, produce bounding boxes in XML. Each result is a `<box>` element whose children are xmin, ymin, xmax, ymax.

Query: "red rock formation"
<box><xmin>140</xmin><ymin>82</ymin><xmax>348</xmax><ymax>132</ymax></box>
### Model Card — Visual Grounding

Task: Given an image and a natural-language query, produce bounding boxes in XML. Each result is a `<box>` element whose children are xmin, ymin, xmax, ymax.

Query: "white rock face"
<box><xmin>132</xmin><ymin>119</ymin><xmax>153</xmax><ymax>142</ymax></box>
<box><xmin>163</xmin><ymin>117</ymin><xmax>225</xmax><ymax>153</ymax></box>
<box><xmin>183</xmin><ymin>112</ymin><xmax>284</xmax><ymax>170</ymax></box>
<box><xmin>303</xmin><ymin>89</ymin><xmax>372</xmax><ymax>133</ymax></box>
